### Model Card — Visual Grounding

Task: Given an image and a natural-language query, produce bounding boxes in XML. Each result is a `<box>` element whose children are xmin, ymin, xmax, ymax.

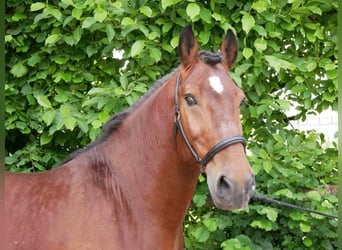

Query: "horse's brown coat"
<box><xmin>5</xmin><ymin>25</ymin><xmax>255</xmax><ymax>250</ymax></box>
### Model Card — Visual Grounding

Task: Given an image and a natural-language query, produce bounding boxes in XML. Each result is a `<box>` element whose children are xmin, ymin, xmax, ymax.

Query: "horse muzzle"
<box><xmin>207</xmin><ymin>169</ymin><xmax>255</xmax><ymax>210</ymax></box>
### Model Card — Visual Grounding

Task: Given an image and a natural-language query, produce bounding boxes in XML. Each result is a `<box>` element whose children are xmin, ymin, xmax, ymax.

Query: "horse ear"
<box><xmin>178</xmin><ymin>24</ymin><xmax>198</xmax><ymax>69</ymax></box>
<box><xmin>220</xmin><ymin>30</ymin><xmax>238</xmax><ymax>71</ymax></box>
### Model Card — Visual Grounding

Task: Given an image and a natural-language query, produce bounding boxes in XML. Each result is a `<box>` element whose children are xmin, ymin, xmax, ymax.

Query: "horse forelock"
<box><xmin>198</xmin><ymin>50</ymin><xmax>223</xmax><ymax>65</ymax></box>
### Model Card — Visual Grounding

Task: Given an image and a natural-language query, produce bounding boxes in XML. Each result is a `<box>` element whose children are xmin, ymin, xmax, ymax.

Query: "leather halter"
<box><xmin>174</xmin><ymin>73</ymin><xmax>247</xmax><ymax>172</ymax></box>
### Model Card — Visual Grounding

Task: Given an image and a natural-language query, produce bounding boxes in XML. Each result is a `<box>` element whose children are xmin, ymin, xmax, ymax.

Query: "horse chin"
<box><xmin>210</xmin><ymin>194</ymin><xmax>250</xmax><ymax>211</ymax></box>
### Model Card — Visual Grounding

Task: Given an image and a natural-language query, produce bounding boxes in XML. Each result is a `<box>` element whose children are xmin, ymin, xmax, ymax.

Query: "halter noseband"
<box><xmin>174</xmin><ymin>73</ymin><xmax>247</xmax><ymax>172</ymax></box>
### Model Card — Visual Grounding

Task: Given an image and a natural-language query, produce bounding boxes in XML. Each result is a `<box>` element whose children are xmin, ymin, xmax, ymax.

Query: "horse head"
<box><xmin>175</xmin><ymin>25</ymin><xmax>255</xmax><ymax>210</ymax></box>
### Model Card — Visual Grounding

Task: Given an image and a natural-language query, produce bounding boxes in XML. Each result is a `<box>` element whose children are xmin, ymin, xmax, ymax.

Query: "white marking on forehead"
<box><xmin>208</xmin><ymin>76</ymin><xmax>224</xmax><ymax>94</ymax></box>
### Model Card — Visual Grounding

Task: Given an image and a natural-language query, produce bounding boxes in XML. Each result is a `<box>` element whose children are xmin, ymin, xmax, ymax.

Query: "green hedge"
<box><xmin>5</xmin><ymin>0</ymin><xmax>338</xmax><ymax>248</ymax></box>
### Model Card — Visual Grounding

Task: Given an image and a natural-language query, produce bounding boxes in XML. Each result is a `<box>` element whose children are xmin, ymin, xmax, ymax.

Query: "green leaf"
<box><xmin>291</xmin><ymin>84</ymin><xmax>306</xmax><ymax>93</ymax></box>
<box><xmin>82</xmin><ymin>17</ymin><xmax>96</xmax><ymax>29</ymax></box>
<box><xmin>289</xmin><ymin>211</ymin><xmax>305</xmax><ymax>221</ymax></box>
<box><xmin>308</xmin><ymin>6</ymin><xmax>322</xmax><ymax>15</ymax></box>
<box><xmin>40</xmin><ymin>132</ymin><xmax>53</xmax><ymax>145</ymax></box>
<box><xmin>86</xmin><ymin>45</ymin><xmax>98</xmax><ymax>57</ymax></box>
<box><xmin>12</xmin><ymin>12</ymin><xmax>27</xmax><ymax>21</ymax></box>
<box><xmin>261</xmin><ymin>207</ymin><xmax>278</xmax><ymax>222</ymax></box>
<box><xmin>44</xmin><ymin>6</ymin><xmax>62</xmax><ymax>21</ymax></box>
<box><xmin>263</xmin><ymin>160</ymin><xmax>272</xmax><ymax>173</ymax></box>
<box><xmin>198</xmin><ymin>30</ymin><xmax>210</xmax><ymax>44</ymax></box>
<box><xmin>251</xmin><ymin>219</ymin><xmax>273</xmax><ymax>231</ymax></box>
<box><xmin>306</xmin><ymin>61</ymin><xmax>317</xmax><ymax>72</ymax></box>
<box><xmin>149</xmin><ymin>47</ymin><xmax>162</xmax><ymax>62</ymax></box>
<box><xmin>37</xmin><ymin>95</ymin><xmax>52</xmax><ymax>109</ymax></box>
<box><xmin>306</xmin><ymin>190</ymin><xmax>321</xmax><ymax>201</ymax></box>
<box><xmin>241</xmin><ymin>12</ymin><xmax>255</xmax><ymax>34</ymax></box>
<box><xmin>64</xmin><ymin>117</ymin><xmax>76</xmax><ymax>131</ymax></box>
<box><xmin>147</xmin><ymin>32</ymin><xmax>158</xmax><ymax>40</ymax></box>
<box><xmin>186</xmin><ymin>3</ymin><xmax>200</xmax><ymax>20</ymax></box>
<box><xmin>140</xmin><ymin>6</ymin><xmax>153</xmax><ymax>17</ymax></box>
<box><xmin>234</xmin><ymin>63</ymin><xmax>252</xmax><ymax>76</ymax></box>
<box><xmin>60</xmin><ymin>105</ymin><xmax>70</xmax><ymax>116</ymax></box>
<box><xmin>276</xmin><ymin>99</ymin><xmax>291</xmax><ymax>111</ymax></box>
<box><xmin>105</xmin><ymin>24</ymin><xmax>115</xmax><ymax>41</ymax></box>
<box><xmin>77</xmin><ymin>119</ymin><xmax>89</xmax><ymax>133</ymax></box>
<box><xmin>99</xmin><ymin>111</ymin><xmax>110</xmax><ymax>123</ymax></box>
<box><xmin>161</xmin><ymin>0</ymin><xmax>172</xmax><ymax>10</ymax></box>
<box><xmin>133</xmin><ymin>84</ymin><xmax>147</xmax><ymax>94</ymax></box>
<box><xmin>42</xmin><ymin>110</ymin><xmax>56</xmax><ymax>126</ymax></box>
<box><xmin>323</xmin><ymin>92</ymin><xmax>335</xmax><ymax>103</ymax></box>
<box><xmin>64</xmin><ymin>35</ymin><xmax>75</xmax><ymax>45</ymax></box>
<box><xmin>326</xmin><ymin>69</ymin><xmax>338</xmax><ymax>80</ymax></box>
<box><xmin>299</xmin><ymin>222</ymin><xmax>311</xmax><ymax>233</ymax></box>
<box><xmin>161</xmin><ymin>0</ymin><xmax>181</xmax><ymax>10</ymax></box>
<box><xmin>91</xmin><ymin>119</ymin><xmax>102</xmax><ymax>129</ymax></box>
<box><xmin>53</xmin><ymin>56</ymin><xmax>67</xmax><ymax>64</ymax></box>
<box><xmin>114</xmin><ymin>87</ymin><xmax>125</xmax><ymax>96</ymax></box>
<box><xmin>55</xmin><ymin>93</ymin><xmax>68</xmax><ymax>103</ymax></box>
<box><xmin>131</xmin><ymin>40</ymin><xmax>145</xmax><ymax>57</ymax></box>
<box><xmin>211</xmin><ymin>13</ymin><xmax>222</xmax><ymax>21</ymax></box>
<box><xmin>274</xmin><ymin>189</ymin><xmax>293</xmax><ymax>199</ymax></box>
<box><xmin>264</xmin><ymin>55</ymin><xmax>295</xmax><ymax>72</ymax></box>
<box><xmin>72</xmin><ymin>8</ymin><xmax>82</xmax><ymax>19</ymax></box>
<box><xmin>203</xmin><ymin>217</ymin><xmax>218</xmax><ymax>232</ymax></box>
<box><xmin>30</xmin><ymin>2</ymin><xmax>46</xmax><ymax>11</ymax></box>
<box><xmin>221</xmin><ymin>238</ymin><xmax>241</xmax><ymax>250</ymax></box>
<box><xmin>10</xmin><ymin>63</ymin><xmax>28</xmax><ymax>77</ymax></box>
<box><xmin>35</xmin><ymin>162</ymin><xmax>46</xmax><ymax>171</ymax></box>
<box><xmin>45</xmin><ymin>34</ymin><xmax>61</xmax><ymax>45</ymax></box>
<box><xmin>243</xmin><ymin>47</ymin><xmax>253</xmax><ymax>59</ymax></box>
<box><xmin>303</xmin><ymin>237</ymin><xmax>313</xmax><ymax>247</ymax></box>
<box><xmin>94</xmin><ymin>8</ymin><xmax>107</xmax><ymax>22</ymax></box>
<box><xmin>194</xmin><ymin>226</ymin><xmax>210</xmax><ymax>242</ymax></box>
<box><xmin>72</xmin><ymin>27</ymin><xmax>81</xmax><ymax>43</ymax></box>
<box><xmin>252</xmin><ymin>0</ymin><xmax>268</xmax><ymax>13</ymax></box>
<box><xmin>27</xmin><ymin>54</ymin><xmax>41</xmax><ymax>66</ymax></box>
<box><xmin>33</xmin><ymin>12</ymin><xmax>49</xmax><ymax>24</ymax></box>
<box><xmin>170</xmin><ymin>36</ymin><xmax>179</xmax><ymax>48</ymax></box>
<box><xmin>162</xmin><ymin>22</ymin><xmax>173</xmax><ymax>33</ymax></box>
<box><xmin>254</xmin><ymin>38</ymin><xmax>267</xmax><ymax>53</ymax></box>
<box><xmin>192</xmin><ymin>193</ymin><xmax>207</xmax><ymax>207</ymax></box>
<box><xmin>121</xmin><ymin>17</ymin><xmax>135</xmax><ymax>26</ymax></box>
<box><xmin>61</xmin><ymin>0</ymin><xmax>74</xmax><ymax>6</ymax></box>
<box><xmin>199</xmin><ymin>6</ymin><xmax>212</xmax><ymax>24</ymax></box>
<box><xmin>272</xmin><ymin>133</ymin><xmax>284</xmax><ymax>143</ymax></box>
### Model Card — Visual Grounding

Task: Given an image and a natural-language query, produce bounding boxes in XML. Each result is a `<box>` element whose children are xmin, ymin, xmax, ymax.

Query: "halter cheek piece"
<box><xmin>174</xmin><ymin>73</ymin><xmax>247</xmax><ymax>173</ymax></box>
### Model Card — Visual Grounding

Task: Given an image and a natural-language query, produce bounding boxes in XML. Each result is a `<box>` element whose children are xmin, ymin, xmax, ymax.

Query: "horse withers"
<box><xmin>5</xmin><ymin>25</ymin><xmax>255</xmax><ymax>250</ymax></box>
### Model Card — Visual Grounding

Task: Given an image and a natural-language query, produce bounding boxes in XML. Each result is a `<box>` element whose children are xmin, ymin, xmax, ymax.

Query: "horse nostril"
<box><xmin>218</xmin><ymin>175</ymin><xmax>232</xmax><ymax>197</ymax></box>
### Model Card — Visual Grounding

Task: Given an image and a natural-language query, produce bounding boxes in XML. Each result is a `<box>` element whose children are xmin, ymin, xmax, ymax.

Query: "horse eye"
<box><xmin>184</xmin><ymin>95</ymin><xmax>197</xmax><ymax>106</ymax></box>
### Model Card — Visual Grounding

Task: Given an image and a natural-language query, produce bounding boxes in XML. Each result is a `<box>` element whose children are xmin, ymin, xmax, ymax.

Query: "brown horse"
<box><xmin>5</xmin><ymin>25</ymin><xmax>255</xmax><ymax>250</ymax></box>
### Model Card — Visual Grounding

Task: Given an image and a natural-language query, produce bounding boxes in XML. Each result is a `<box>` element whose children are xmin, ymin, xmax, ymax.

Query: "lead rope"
<box><xmin>251</xmin><ymin>194</ymin><xmax>338</xmax><ymax>219</ymax></box>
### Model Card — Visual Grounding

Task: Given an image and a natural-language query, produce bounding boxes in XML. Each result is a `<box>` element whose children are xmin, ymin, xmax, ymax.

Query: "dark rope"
<box><xmin>252</xmin><ymin>194</ymin><xmax>338</xmax><ymax>219</ymax></box>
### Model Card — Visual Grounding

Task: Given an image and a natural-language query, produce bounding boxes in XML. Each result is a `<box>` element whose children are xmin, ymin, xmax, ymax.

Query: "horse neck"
<box><xmin>97</xmin><ymin>75</ymin><xmax>200</xmax><ymax>231</ymax></box>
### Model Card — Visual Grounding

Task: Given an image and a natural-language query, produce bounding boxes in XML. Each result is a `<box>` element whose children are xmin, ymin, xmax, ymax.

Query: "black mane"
<box><xmin>59</xmin><ymin>51</ymin><xmax>223</xmax><ymax>165</ymax></box>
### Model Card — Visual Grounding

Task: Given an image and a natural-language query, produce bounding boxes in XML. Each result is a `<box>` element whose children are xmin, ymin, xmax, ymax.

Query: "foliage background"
<box><xmin>5</xmin><ymin>0</ymin><xmax>338</xmax><ymax>249</ymax></box>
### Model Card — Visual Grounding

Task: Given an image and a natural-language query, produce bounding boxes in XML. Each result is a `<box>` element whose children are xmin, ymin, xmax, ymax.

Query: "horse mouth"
<box><xmin>210</xmin><ymin>190</ymin><xmax>254</xmax><ymax>211</ymax></box>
